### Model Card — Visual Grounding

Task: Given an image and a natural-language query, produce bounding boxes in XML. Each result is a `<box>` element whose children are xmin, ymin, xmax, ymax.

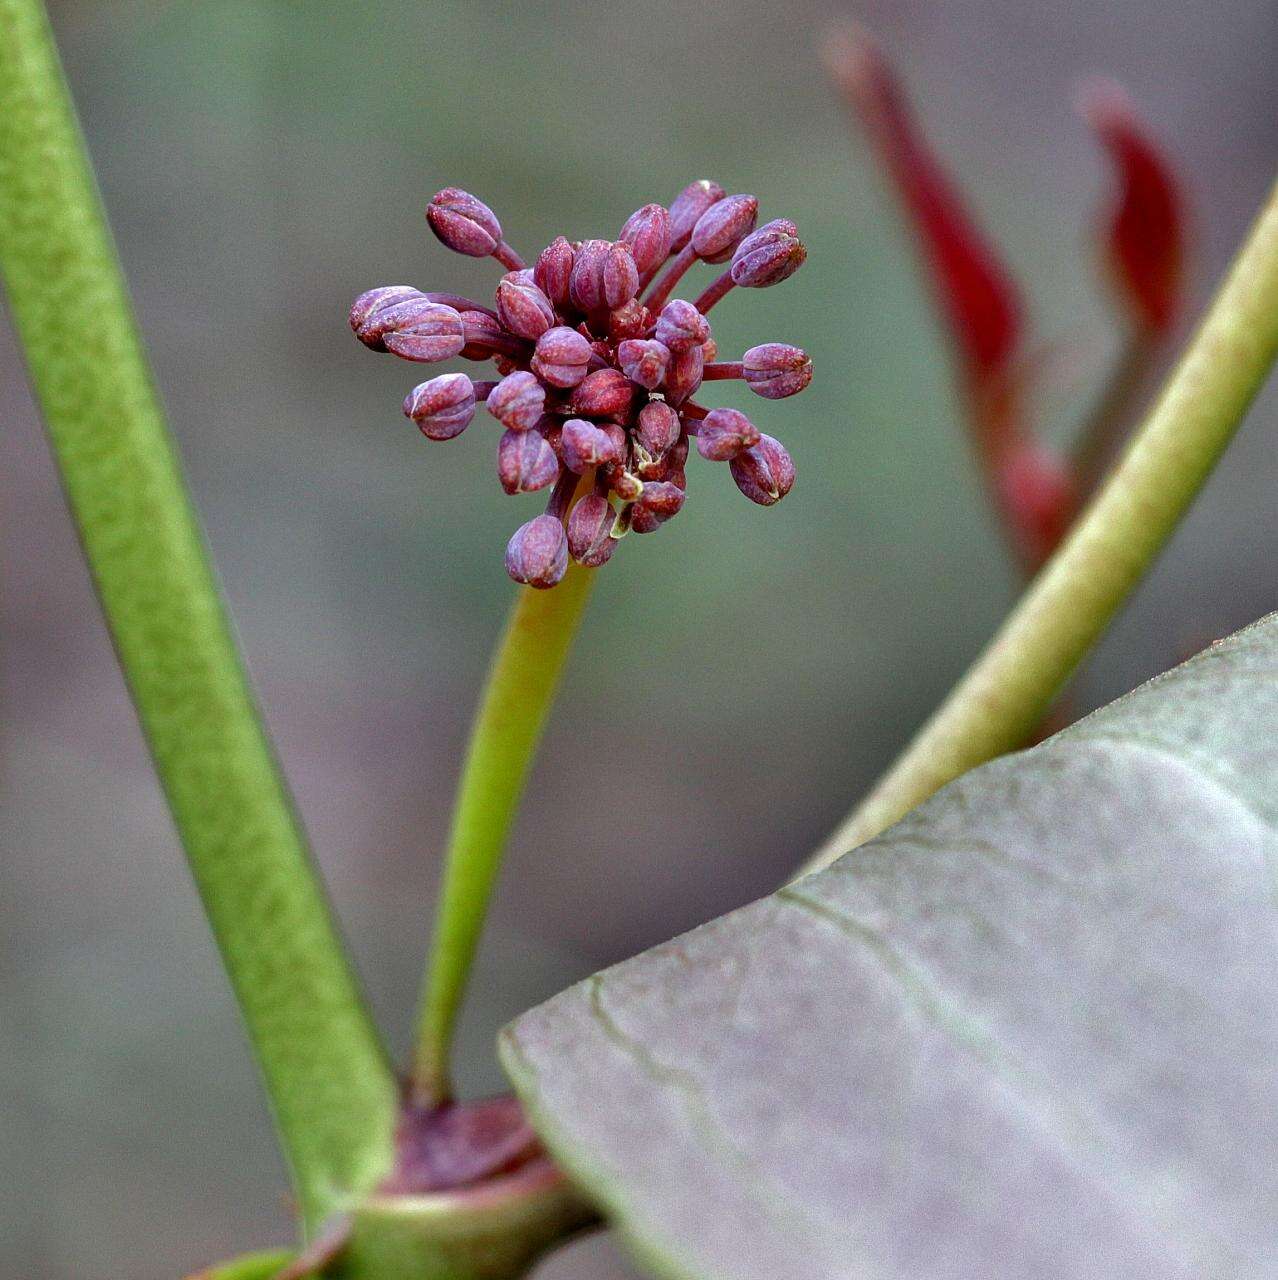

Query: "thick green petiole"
<box><xmin>414</xmin><ymin>565</ymin><xmax>596</xmax><ymax>1104</ymax></box>
<box><xmin>0</xmin><ymin>0</ymin><xmax>397</xmax><ymax>1231</ymax></box>
<box><xmin>802</xmin><ymin>174</ymin><xmax>1278</xmax><ymax>876</ymax></box>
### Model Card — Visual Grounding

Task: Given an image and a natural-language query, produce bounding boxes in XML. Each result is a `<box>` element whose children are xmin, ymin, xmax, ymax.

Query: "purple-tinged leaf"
<box><xmin>504</xmin><ymin>616</ymin><xmax>1278</xmax><ymax>1280</ymax></box>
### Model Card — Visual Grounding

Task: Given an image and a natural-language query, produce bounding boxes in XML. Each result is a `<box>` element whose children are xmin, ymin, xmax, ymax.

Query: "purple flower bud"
<box><xmin>617</xmin><ymin>339</ymin><xmax>671</xmax><ymax>391</ymax></box>
<box><xmin>567</xmin><ymin>495</ymin><xmax>617</xmax><ymax>567</ymax></box>
<box><xmin>635</xmin><ymin>400</ymin><xmax>681</xmax><ymax>455</ymax></box>
<box><xmin>635</xmin><ymin>480</ymin><xmax>686</xmax><ymax>527</ymax></box>
<box><xmin>691</xmin><ymin>194</ymin><xmax>758</xmax><ymax>263</ymax></box>
<box><xmin>426</xmin><ymin>187</ymin><xmax>503</xmax><ymax>258</ymax></box>
<box><xmin>663</xmin><ymin>343</ymin><xmax>704</xmax><ymax>404</ymax></box>
<box><xmin>696</xmin><ymin>406</ymin><xmax>761</xmax><ymax>461</ymax></box>
<box><xmin>730</xmin><ymin>433</ymin><xmax>794</xmax><ymax>505</ymax></box>
<box><xmin>486</xmin><ymin>371</ymin><xmax>545</xmax><ymax>431</ymax></box>
<box><xmin>531</xmin><ymin>326</ymin><xmax>593</xmax><ymax>388</ymax></box>
<box><xmin>534</xmin><ymin>237</ymin><xmax>575</xmax><ymax>311</ymax></box>
<box><xmin>561</xmin><ymin>417</ymin><xmax>624</xmax><ymax>474</ymax></box>
<box><xmin>350</xmin><ymin>286</ymin><xmax>423</xmax><ymax>349</ymax></box>
<box><xmin>601</xmin><ymin>242</ymin><xmax>640</xmax><ymax>310</ymax></box>
<box><xmin>568</xmin><ymin>239</ymin><xmax>611</xmax><ymax>312</ymax></box>
<box><xmin>654</xmin><ymin>299</ymin><xmax>710</xmax><ymax>354</ymax></box>
<box><xmin>742</xmin><ymin>343</ymin><xmax>813</xmax><ymax>399</ymax></box>
<box><xmin>629</xmin><ymin>504</ymin><xmax>658</xmax><ymax>534</ymax></box>
<box><xmin>498</xmin><ymin>428</ymin><xmax>560</xmax><ymax>494</ymax></box>
<box><xmin>355</xmin><ymin>294</ymin><xmax>436</xmax><ymax>351</ymax></box>
<box><xmin>618</xmin><ymin>203</ymin><xmax>672</xmax><ymax>276</ymax></box>
<box><xmin>669</xmin><ymin>180</ymin><xmax>726</xmax><ymax>252</ymax></box>
<box><xmin>570</xmin><ymin>367</ymin><xmax>635</xmax><ymax>420</ymax></box>
<box><xmin>381</xmin><ymin>302</ymin><xmax>467</xmax><ymax>363</ymax></box>
<box><xmin>606</xmin><ymin>300</ymin><xmax>650</xmax><ymax>343</ymax></box>
<box><xmin>505</xmin><ymin>514</ymin><xmax>568</xmax><ymax>588</ymax></box>
<box><xmin>403</xmin><ymin>373</ymin><xmax>476</xmax><ymax>441</ymax></box>
<box><xmin>496</xmin><ymin>275</ymin><xmax>555</xmax><ymax>340</ymax></box>
<box><xmin>731</xmin><ymin>221</ymin><xmax>806</xmax><ymax>288</ymax></box>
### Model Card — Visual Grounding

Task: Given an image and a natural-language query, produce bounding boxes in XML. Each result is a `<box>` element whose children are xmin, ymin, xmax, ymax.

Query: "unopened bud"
<box><xmin>567</xmin><ymin>494</ymin><xmax>618</xmax><ymax>566</ymax></box>
<box><xmin>696</xmin><ymin>406</ymin><xmax>761</xmax><ymax>461</ymax></box>
<box><xmin>426</xmin><ymin>188</ymin><xmax>503</xmax><ymax>258</ymax></box>
<box><xmin>655</xmin><ymin>299</ymin><xmax>711</xmax><ymax>354</ymax></box>
<box><xmin>619</xmin><ymin>203</ymin><xmax>672</xmax><ymax>276</ymax></box>
<box><xmin>617</xmin><ymin>339</ymin><xmax>671</xmax><ymax>391</ymax></box>
<box><xmin>629</xmin><ymin>504</ymin><xmax>660</xmax><ymax>534</ymax></box>
<box><xmin>350</xmin><ymin>286</ymin><xmax>423</xmax><ymax>349</ymax></box>
<box><xmin>505</xmin><ymin>514</ymin><xmax>568</xmax><ymax>588</ymax></box>
<box><xmin>637</xmin><ymin>480</ymin><xmax>685</xmax><ymax>520</ymax></box>
<box><xmin>635</xmin><ymin>400</ymin><xmax>680</xmax><ymax>454</ymax></box>
<box><xmin>487</xmin><ymin>371</ymin><xmax>545</xmax><ymax>431</ymax></box>
<box><xmin>669</xmin><ymin>179</ymin><xmax>726</xmax><ymax>252</ymax></box>
<box><xmin>691</xmin><ymin>194</ymin><xmax>758</xmax><ymax>263</ymax></box>
<box><xmin>381</xmin><ymin>301</ymin><xmax>466</xmax><ymax>363</ymax></box>
<box><xmin>663</xmin><ymin>344</ymin><xmax>704</xmax><ymax>404</ymax></box>
<box><xmin>606</xmin><ymin>299</ymin><xmax>650</xmax><ymax>343</ymax></box>
<box><xmin>496</xmin><ymin>275</ymin><xmax>555</xmax><ymax>340</ymax></box>
<box><xmin>729</xmin><ymin>433</ymin><xmax>794</xmax><ymax>505</ymax></box>
<box><xmin>534</xmin><ymin>237</ymin><xmax>575</xmax><ymax>311</ymax></box>
<box><xmin>355</xmin><ymin>294</ymin><xmax>435</xmax><ymax>350</ymax></box>
<box><xmin>498</xmin><ymin>427</ymin><xmax>560</xmax><ymax>494</ymax></box>
<box><xmin>568</xmin><ymin>239</ymin><xmax>612</xmax><ymax>312</ymax></box>
<box><xmin>531</xmin><ymin>326</ymin><xmax>593</xmax><ymax>388</ymax></box>
<box><xmin>561</xmin><ymin>417</ymin><xmax>624</xmax><ymax>474</ymax></box>
<box><xmin>601</xmin><ymin>242</ymin><xmax>640</xmax><ymax>309</ymax></box>
<box><xmin>731</xmin><ymin>221</ymin><xmax>807</xmax><ymax>287</ymax></box>
<box><xmin>403</xmin><ymin>373</ymin><xmax>476</xmax><ymax>441</ymax></box>
<box><xmin>570</xmin><ymin>367</ymin><xmax>635</xmax><ymax>420</ymax></box>
<box><xmin>742</xmin><ymin>343</ymin><xmax>813</xmax><ymax>399</ymax></box>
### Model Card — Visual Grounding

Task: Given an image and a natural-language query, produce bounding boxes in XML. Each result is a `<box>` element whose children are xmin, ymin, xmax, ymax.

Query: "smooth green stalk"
<box><xmin>802</xmin><ymin>174</ymin><xmax>1278</xmax><ymax>876</ymax></box>
<box><xmin>0</xmin><ymin>0</ymin><xmax>397</xmax><ymax>1229</ymax></box>
<box><xmin>414</xmin><ymin>565</ymin><xmax>596</xmax><ymax>1103</ymax></box>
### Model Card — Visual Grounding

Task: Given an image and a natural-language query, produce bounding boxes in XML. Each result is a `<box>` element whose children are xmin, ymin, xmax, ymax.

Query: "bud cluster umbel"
<box><xmin>351</xmin><ymin>182</ymin><xmax>810</xmax><ymax>587</ymax></box>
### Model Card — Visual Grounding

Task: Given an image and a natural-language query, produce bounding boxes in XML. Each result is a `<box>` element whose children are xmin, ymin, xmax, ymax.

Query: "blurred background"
<box><xmin>2</xmin><ymin>0</ymin><xmax>1275</xmax><ymax>1275</ymax></box>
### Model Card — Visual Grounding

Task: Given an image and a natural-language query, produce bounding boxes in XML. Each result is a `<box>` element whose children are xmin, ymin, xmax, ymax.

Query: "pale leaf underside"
<box><xmin>503</xmin><ymin>613</ymin><xmax>1278</xmax><ymax>1280</ymax></box>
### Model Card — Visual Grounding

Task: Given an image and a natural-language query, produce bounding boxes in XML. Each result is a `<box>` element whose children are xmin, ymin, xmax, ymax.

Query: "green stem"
<box><xmin>0</xmin><ymin>0</ymin><xmax>397</xmax><ymax>1230</ymax></box>
<box><xmin>413</xmin><ymin>565</ymin><xmax>596</xmax><ymax>1104</ymax></box>
<box><xmin>801</xmin><ymin>174</ymin><xmax>1278</xmax><ymax>876</ymax></box>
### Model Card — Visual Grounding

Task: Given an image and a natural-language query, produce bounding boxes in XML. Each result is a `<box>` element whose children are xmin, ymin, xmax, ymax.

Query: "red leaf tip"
<box><xmin>825</xmin><ymin>25</ymin><xmax>1024</xmax><ymax>381</ymax></box>
<box><xmin>1078</xmin><ymin>77</ymin><xmax>1186</xmax><ymax>335</ymax></box>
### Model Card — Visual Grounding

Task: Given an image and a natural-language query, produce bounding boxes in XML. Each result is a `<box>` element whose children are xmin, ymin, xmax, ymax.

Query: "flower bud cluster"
<box><xmin>351</xmin><ymin>182</ymin><xmax>810</xmax><ymax>587</ymax></box>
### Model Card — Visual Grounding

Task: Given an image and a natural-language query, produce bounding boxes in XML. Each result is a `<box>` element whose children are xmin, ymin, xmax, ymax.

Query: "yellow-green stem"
<box><xmin>801</xmin><ymin>175</ymin><xmax>1278</xmax><ymax>876</ymax></box>
<box><xmin>414</xmin><ymin>565</ymin><xmax>596</xmax><ymax>1102</ymax></box>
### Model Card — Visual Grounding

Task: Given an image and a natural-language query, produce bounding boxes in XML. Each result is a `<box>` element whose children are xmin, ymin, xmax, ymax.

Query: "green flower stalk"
<box><xmin>0</xmin><ymin>0</ymin><xmax>397</xmax><ymax>1235</ymax></box>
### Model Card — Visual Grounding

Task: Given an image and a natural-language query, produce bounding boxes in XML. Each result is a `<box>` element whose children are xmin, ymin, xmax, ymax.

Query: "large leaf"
<box><xmin>502</xmin><ymin>614</ymin><xmax>1278</xmax><ymax>1280</ymax></box>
